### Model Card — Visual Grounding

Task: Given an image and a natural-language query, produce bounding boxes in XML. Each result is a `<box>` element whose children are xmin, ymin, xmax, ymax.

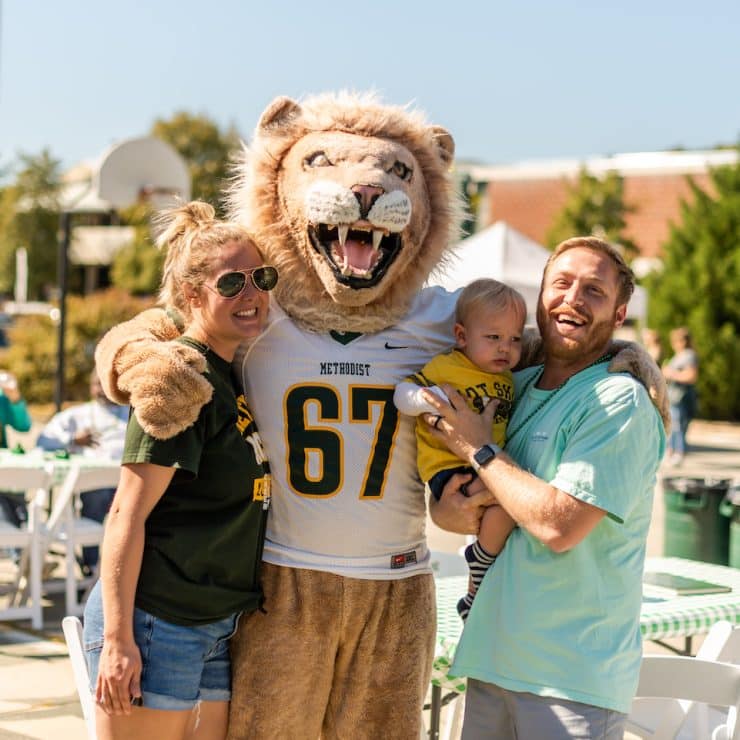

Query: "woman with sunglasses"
<box><xmin>83</xmin><ymin>201</ymin><xmax>278</xmax><ymax>740</ymax></box>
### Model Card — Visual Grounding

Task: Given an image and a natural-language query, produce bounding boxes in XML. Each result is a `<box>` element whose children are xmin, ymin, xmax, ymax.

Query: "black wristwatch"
<box><xmin>471</xmin><ymin>443</ymin><xmax>502</xmax><ymax>473</ymax></box>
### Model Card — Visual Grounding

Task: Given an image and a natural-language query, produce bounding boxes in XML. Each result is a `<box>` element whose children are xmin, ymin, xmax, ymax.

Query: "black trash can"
<box><xmin>720</xmin><ymin>482</ymin><xmax>740</xmax><ymax>569</ymax></box>
<box><xmin>662</xmin><ymin>477</ymin><xmax>730</xmax><ymax>565</ymax></box>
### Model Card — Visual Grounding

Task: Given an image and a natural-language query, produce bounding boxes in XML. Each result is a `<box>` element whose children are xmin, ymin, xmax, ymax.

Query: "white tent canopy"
<box><xmin>428</xmin><ymin>221</ymin><xmax>646</xmax><ymax>324</ymax></box>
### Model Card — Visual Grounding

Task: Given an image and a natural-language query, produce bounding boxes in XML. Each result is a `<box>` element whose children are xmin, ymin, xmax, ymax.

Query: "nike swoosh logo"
<box><xmin>384</xmin><ymin>342</ymin><xmax>409</xmax><ymax>350</ymax></box>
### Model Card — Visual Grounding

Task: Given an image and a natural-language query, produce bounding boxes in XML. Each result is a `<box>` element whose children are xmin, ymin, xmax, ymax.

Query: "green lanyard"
<box><xmin>507</xmin><ymin>354</ymin><xmax>613</xmax><ymax>444</ymax></box>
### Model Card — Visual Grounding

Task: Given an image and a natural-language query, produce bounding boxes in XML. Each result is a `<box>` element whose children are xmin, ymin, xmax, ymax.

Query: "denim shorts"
<box><xmin>83</xmin><ymin>581</ymin><xmax>241</xmax><ymax>710</ymax></box>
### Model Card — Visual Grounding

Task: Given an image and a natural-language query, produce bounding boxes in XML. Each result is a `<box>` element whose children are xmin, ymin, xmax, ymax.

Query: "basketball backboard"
<box><xmin>96</xmin><ymin>136</ymin><xmax>190</xmax><ymax>210</ymax></box>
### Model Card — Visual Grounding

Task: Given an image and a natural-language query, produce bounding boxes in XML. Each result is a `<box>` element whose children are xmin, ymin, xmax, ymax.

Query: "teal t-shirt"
<box><xmin>122</xmin><ymin>337</ymin><xmax>272</xmax><ymax>626</ymax></box>
<box><xmin>450</xmin><ymin>362</ymin><xmax>665</xmax><ymax>714</ymax></box>
<box><xmin>0</xmin><ymin>393</ymin><xmax>31</xmax><ymax>448</ymax></box>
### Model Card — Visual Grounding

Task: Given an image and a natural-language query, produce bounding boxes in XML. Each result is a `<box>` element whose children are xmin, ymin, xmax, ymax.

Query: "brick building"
<box><xmin>464</xmin><ymin>149</ymin><xmax>738</xmax><ymax>269</ymax></box>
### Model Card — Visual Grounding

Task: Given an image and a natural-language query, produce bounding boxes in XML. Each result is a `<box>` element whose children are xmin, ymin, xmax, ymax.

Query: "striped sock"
<box><xmin>456</xmin><ymin>541</ymin><xmax>496</xmax><ymax>621</ymax></box>
<box><xmin>457</xmin><ymin>593</ymin><xmax>474</xmax><ymax>621</ymax></box>
<box><xmin>464</xmin><ymin>541</ymin><xmax>496</xmax><ymax>594</ymax></box>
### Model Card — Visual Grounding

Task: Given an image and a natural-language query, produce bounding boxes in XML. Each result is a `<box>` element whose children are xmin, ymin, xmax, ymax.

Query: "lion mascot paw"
<box><xmin>608</xmin><ymin>339</ymin><xmax>670</xmax><ymax>430</ymax></box>
<box><xmin>94</xmin><ymin>308</ymin><xmax>212</xmax><ymax>440</ymax></box>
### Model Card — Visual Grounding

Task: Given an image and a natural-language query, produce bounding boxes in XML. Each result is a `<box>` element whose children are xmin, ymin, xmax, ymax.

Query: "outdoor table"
<box><xmin>0</xmin><ymin>448</ymin><xmax>119</xmax><ymax>501</ymax></box>
<box><xmin>0</xmin><ymin>448</ymin><xmax>120</xmax><ymax>542</ymax></box>
<box><xmin>1</xmin><ymin>447</ymin><xmax>115</xmax><ymax>477</ymax></box>
<box><xmin>428</xmin><ymin>556</ymin><xmax>740</xmax><ymax>739</ymax></box>
<box><xmin>640</xmin><ymin>556</ymin><xmax>740</xmax><ymax>654</ymax></box>
<box><xmin>1</xmin><ymin>448</ymin><xmax>58</xmax><ymax>474</ymax></box>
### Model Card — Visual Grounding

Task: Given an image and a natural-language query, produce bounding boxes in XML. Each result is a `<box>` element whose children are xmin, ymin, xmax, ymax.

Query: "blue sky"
<box><xmin>1</xmin><ymin>0</ymin><xmax>739</xmax><ymax>175</ymax></box>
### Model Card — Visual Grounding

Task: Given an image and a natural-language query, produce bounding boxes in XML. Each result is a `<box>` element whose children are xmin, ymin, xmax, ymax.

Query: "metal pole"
<box><xmin>55</xmin><ymin>212</ymin><xmax>71</xmax><ymax>412</ymax></box>
<box><xmin>14</xmin><ymin>246</ymin><xmax>28</xmax><ymax>303</ymax></box>
<box><xmin>429</xmin><ymin>685</ymin><xmax>441</xmax><ymax>739</ymax></box>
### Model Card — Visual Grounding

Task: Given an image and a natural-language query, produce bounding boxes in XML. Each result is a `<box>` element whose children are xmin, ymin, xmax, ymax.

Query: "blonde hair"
<box><xmin>156</xmin><ymin>201</ymin><xmax>258</xmax><ymax>320</ymax></box>
<box><xmin>543</xmin><ymin>236</ymin><xmax>635</xmax><ymax>306</ymax></box>
<box><xmin>455</xmin><ymin>279</ymin><xmax>527</xmax><ymax>328</ymax></box>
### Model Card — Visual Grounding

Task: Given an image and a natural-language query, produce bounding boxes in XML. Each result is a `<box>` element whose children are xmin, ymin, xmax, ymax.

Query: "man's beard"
<box><xmin>537</xmin><ymin>306</ymin><xmax>617</xmax><ymax>363</ymax></box>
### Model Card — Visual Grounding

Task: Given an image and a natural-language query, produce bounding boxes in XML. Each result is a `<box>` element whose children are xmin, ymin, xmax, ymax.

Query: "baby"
<box><xmin>394</xmin><ymin>278</ymin><xmax>526</xmax><ymax>619</ymax></box>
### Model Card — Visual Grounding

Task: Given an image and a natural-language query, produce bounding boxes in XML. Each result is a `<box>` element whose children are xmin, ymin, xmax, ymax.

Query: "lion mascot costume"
<box><xmin>96</xmin><ymin>92</ymin><xmax>667</xmax><ymax>739</ymax></box>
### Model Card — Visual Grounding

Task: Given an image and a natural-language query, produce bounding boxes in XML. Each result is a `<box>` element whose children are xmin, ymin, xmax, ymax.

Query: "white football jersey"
<box><xmin>240</xmin><ymin>286</ymin><xmax>458</xmax><ymax>579</ymax></box>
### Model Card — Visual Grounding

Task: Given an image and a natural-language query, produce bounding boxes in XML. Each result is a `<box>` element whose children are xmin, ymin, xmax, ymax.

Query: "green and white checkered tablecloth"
<box><xmin>641</xmin><ymin>557</ymin><xmax>740</xmax><ymax>640</ymax></box>
<box><xmin>432</xmin><ymin>557</ymin><xmax>740</xmax><ymax>695</ymax></box>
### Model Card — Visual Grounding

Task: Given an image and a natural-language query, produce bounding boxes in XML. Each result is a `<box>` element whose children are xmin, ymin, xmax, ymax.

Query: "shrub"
<box><xmin>0</xmin><ymin>289</ymin><xmax>154</xmax><ymax>403</ymax></box>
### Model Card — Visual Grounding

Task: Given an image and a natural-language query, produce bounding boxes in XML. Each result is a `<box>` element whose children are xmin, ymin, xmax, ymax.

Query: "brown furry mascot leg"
<box><xmin>322</xmin><ymin>573</ymin><xmax>436</xmax><ymax>739</ymax></box>
<box><xmin>228</xmin><ymin>564</ymin><xmax>333</xmax><ymax>740</ymax></box>
<box><xmin>228</xmin><ymin>564</ymin><xmax>435</xmax><ymax>740</ymax></box>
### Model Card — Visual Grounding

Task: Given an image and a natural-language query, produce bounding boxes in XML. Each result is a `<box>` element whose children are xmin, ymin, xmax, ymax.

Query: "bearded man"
<box><xmin>426</xmin><ymin>236</ymin><xmax>665</xmax><ymax>740</ymax></box>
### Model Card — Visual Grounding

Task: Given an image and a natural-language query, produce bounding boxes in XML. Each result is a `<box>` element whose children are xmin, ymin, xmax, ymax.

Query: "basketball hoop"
<box><xmin>138</xmin><ymin>185</ymin><xmax>183</xmax><ymax>212</ymax></box>
<box><xmin>96</xmin><ymin>137</ymin><xmax>190</xmax><ymax>210</ymax></box>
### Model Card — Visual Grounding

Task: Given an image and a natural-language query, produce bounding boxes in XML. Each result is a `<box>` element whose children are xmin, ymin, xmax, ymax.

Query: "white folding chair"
<box><xmin>0</xmin><ymin>465</ymin><xmax>52</xmax><ymax>629</ymax></box>
<box><xmin>627</xmin><ymin>621</ymin><xmax>740</xmax><ymax>739</ymax></box>
<box><xmin>41</xmin><ymin>464</ymin><xmax>120</xmax><ymax>617</ymax></box>
<box><xmin>62</xmin><ymin>615</ymin><xmax>97</xmax><ymax>740</ymax></box>
<box><xmin>628</xmin><ymin>643</ymin><xmax>740</xmax><ymax>740</ymax></box>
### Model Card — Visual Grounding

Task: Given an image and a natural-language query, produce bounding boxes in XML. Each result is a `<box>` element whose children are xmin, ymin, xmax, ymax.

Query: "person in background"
<box><xmin>83</xmin><ymin>201</ymin><xmax>276</xmax><ymax>740</ymax></box>
<box><xmin>426</xmin><ymin>237</ymin><xmax>665</xmax><ymax>739</ymax></box>
<box><xmin>35</xmin><ymin>368</ymin><xmax>129</xmax><ymax>572</ymax></box>
<box><xmin>663</xmin><ymin>326</ymin><xmax>698</xmax><ymax>466</ymax></box>
<box><xmin>0</xmin><ymin>369</ymin><xmax>32</xmax><ymax>533</ymax></box>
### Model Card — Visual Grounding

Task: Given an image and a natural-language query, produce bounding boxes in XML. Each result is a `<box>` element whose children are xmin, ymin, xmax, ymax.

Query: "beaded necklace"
<box><xmin>506</xmin><ymin>354</ymin><xmax>613</xmax><ymax>444</ymax></box>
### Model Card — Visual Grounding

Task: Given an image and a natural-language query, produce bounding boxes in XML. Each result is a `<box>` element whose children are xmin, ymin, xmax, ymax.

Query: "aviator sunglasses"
<box><xmin>206</xmin><ymin>266</ymin><xmax>279</xmax><ymax>299</ymax></box>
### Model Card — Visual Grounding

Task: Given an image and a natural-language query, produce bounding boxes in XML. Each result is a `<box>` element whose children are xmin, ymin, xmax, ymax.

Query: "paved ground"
<box><xmin>0</xmin><ymin>419</ymin><xmax>739</xmax><ymax>739</ymax></box>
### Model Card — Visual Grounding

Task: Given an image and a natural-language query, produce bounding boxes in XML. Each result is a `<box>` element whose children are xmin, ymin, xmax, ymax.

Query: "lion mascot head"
<box><xmin>227</xmin><ymin>91</ymin><xmax>462</xmax><ymax>333</ymax></box>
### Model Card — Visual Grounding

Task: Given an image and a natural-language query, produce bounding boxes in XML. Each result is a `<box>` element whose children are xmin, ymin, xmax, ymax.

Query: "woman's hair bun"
<box><xmin>156</xmin><ymin>201</ymin><xmax>216</xmax><ymax>250</ymax></box>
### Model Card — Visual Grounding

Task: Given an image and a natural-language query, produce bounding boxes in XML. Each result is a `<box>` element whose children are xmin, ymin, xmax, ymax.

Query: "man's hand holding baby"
<box><xmin>421</xmin><ymin>384</ymin><xmax>498</xmax><ymax>466</ymax></box>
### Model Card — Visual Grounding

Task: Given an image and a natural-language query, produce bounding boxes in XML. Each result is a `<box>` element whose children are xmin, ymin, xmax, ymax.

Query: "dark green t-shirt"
<box><xmin>121</xmin><ymin>337</ymin><xmax>271</xmax><ymax>626</ymax></box>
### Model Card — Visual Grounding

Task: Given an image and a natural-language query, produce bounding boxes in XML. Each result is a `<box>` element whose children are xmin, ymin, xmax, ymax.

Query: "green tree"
<box><xmin>110</xmin><ymin>203</ymin><xmax>164</xmax><ymax>295</ymax></box>
<box><xmin>0</xmin><ymin>150</ymin><xmax>62</xmax><ymax>299</ymax></box>
<box><xmin>110</xmin><ymin>229</ymin><xmax>163</xmax><ymax>295</ymax></box>
<box><xmin>456</xmin><ymin>169</ymin><xmax>486</xmax><ymax>238</ymax></box>
<box><xmin>546</xmin><ymin>168</ymin><xmax>639</xmax><ymax>258</ymax></box>
<box><xmin>646</xmin><ymin>158</ymin><xmax>740</xmax><ymax>420</ymax></box>
<box><xmin>151</xmin><ymin>112</ymin><xmax>242</xmax><ymax>216</ymax></box>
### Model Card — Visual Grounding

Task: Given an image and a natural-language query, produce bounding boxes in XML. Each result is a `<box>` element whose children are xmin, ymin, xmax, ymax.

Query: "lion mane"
<box><xmin>227</xmin><ymin>91</ymin><xmax>464</xmax><ymax>334</ymax></box>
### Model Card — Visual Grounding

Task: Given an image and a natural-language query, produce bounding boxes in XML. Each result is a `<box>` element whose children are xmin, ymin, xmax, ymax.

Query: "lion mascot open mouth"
<box><xmin>94</xmin><ymin>92</ymin><xmax>668</xmax><ymax>740</ymax></box>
